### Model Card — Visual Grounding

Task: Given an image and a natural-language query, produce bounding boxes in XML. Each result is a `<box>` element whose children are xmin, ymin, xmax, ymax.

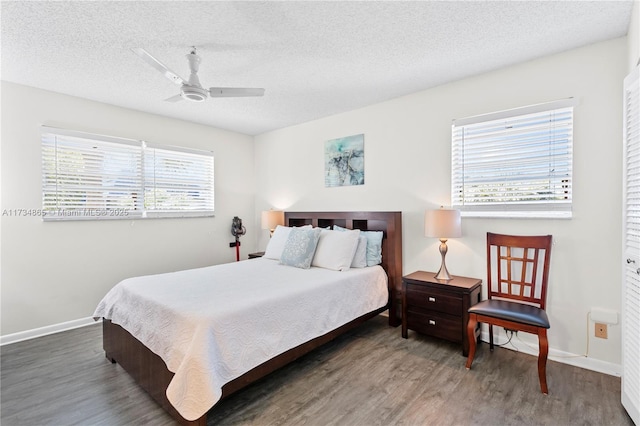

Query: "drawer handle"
<box><xmin>429</xmin><ymin>320</ymin><xmax>436</xmax><ymax>326</ymax></box>
<box><xmin>428</xmin><ymin>297</ymin><xmax>436</xmax><ymax>302</ymax></box>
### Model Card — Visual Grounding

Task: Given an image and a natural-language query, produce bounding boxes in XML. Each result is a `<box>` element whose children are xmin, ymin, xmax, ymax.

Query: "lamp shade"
<box><xmin>424</xmin><ymin>209</ymin><xmax>462</xmax><ymax>238</ymax></box>
<box><xmin>261</xmin><ymin>210</ymin><xmax>285</xmax><ymax>230</ymax></box>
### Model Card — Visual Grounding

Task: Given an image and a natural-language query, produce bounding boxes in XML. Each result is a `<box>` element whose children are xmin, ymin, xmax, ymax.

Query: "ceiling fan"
<box><xmin>132</xmin><ymin>47</ymin><xmax>265</xmax><ymax>103</ymax></box>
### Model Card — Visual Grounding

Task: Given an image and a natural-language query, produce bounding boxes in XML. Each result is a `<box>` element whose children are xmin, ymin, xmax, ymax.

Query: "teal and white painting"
<box><xmin>325</xmin><ymin>134</ymin><xmax>365</xmax><ymax>187</ymax></box>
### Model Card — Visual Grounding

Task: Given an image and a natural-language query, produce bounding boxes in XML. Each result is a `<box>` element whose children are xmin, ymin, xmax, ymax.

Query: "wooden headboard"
<box><xmin>285</xmin><ymin>211</ymin><xmax>403</xmax><ymax>326</ymax></box>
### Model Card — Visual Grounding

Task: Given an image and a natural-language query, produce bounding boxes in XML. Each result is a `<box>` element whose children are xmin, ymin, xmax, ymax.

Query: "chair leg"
<box><xmin>489</xmin><ymin>324</ymin><xmax>494</xmax><ymax>351</ymax></box>
<box><xmin>465</xmin><ymin>314</ymin><xmax>478</xmax><ymax>369</ymax></box>
<box><xmin>538</xmin><ymin>328</ymin><xmax>549</xmax><ymax>394</ymax></box>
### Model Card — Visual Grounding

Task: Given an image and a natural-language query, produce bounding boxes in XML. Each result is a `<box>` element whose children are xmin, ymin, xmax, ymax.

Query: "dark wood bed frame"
<box><xmin>102</xmin><ymin>211</ymin><xmax>402</xmax><ymax>425</ymax></box>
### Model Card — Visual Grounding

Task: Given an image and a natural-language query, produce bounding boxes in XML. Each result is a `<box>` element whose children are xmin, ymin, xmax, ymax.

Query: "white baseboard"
<box><xmin>0</xmin><ymin>317</ymin><xmax>97</xmax><ymax>346</ymax></box>
<box><xmin>479</xmin><ymin>330</ymin><xmax>621</xmax><ymax>377</ymax></box>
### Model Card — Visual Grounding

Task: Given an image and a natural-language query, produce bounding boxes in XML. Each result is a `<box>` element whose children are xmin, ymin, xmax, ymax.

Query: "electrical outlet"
<box><xmin>595</xmin><ymin>322</ymin><xmax>608</xmax><ymax>339</ymax></box>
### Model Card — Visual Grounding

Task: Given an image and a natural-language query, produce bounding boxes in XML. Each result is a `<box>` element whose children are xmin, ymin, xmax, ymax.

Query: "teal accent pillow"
<box><xmin>363</xmin><ymin>230</ymin><xmax>383</xmax><ymax>266</ymax></box>
<box><xmin>280</xmin><ymin>227</ymin><xmax>322</xmax><ymax>269</ymax></box>
<box><xmin>334</xmin><ymin>225</ymin><xmax>383</xmax><ymax>267</ymax></box>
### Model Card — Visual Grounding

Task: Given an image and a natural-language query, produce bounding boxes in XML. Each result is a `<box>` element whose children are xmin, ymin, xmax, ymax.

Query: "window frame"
<box><xmin>41</xmin><ymin>126</ymin><xmax>214</xmax><ymax>221</ymax></box>
<box><xmin>451</xmin><ymin>98</ymin><xmax>575</xmax><ymax>219</ymax></box>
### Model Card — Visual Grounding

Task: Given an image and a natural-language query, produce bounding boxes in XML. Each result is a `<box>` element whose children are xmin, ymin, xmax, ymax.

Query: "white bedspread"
<box><xmin>93</xmin><ymin>258</ymin><xmax>388</xmax><ymax>421</ymax></box>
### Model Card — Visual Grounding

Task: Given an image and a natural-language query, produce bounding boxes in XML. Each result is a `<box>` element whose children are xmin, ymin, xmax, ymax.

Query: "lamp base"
<box><xmin>434</xmin><ymin>264</ymin><xmax>452</xmax><ymax>281</ymax></box>
<box><xmin>434</xmin><ymin>238</ymin><xmax>453</xmax><ymax>281</ymax></box>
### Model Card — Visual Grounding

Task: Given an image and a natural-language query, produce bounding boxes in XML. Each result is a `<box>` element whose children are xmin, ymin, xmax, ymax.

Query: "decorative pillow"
<box><xmin>333</xmin><ymin>225</ymin><xmax>367</xmax><ymax>268</ymax></box>
<box><xmin>351</xmin><ymin>235</ymin><xmax>368</xmax><ymax>268</ymax></box>
<box><xmin>280</xmin><ymin>227</ymin><xmax>322</xmax><ymax>269</ymax></box>
<box><xmin>264</xmin><ymin>225</ymin><xmax>310</xmax><ymax>260</ymax></box>
<box><xmin>362</xmin><ymin>230</ymin><xmax>384</xmax><ymax>266</ymax></box>
<box><xmin>311</xmin><ymin>229</ymin><xmax>361</xmax><ymax>271</ymax></box>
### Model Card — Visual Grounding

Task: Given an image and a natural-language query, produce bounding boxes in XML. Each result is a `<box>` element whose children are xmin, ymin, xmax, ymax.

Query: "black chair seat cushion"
<box><xmin>468</xmin><ymin>299</ymin><xmax>550</xmax><ymax>328</ymax></box>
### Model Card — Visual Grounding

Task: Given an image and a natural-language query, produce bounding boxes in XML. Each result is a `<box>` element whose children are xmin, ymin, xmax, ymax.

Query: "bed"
<box><xmin>96</xmin><ymin>211</ymin><xmax>402</xmax><ymax>425</ymax></box>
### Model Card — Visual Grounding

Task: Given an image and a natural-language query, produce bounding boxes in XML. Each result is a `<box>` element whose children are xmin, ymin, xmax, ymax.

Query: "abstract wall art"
<box><xmin>324</xmin><ymin>134</ymin><xmax>364</xmax><ymax>187</ymax></box>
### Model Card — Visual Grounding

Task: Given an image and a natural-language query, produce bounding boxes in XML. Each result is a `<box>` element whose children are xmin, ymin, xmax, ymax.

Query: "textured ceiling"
<box><xmin>1</xmin><ymin>1</ymin><xmax>634</xmax><ymax>136</ymax></box>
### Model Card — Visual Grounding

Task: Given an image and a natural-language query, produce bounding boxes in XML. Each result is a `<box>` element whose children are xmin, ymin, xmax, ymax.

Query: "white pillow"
<box><xmin>338</xmin><ymin>226</ymin><xmax>384</xmax><ymax>266</ymax></box>
<box><xmin>311</xmin><ymin>229</ymin><xmax>361</xmax><ymax>271</ymax></box>
<box><xmin>264</xmin><ymin>225</ymin><xmax>310</xmax><ymax>260</ymax></box>
<box><xmin>351</xmin><ymin>235</ymin><xmax>368</xmax><ymax>268</ymax></box>
<box><xmin>333</xmin><ymin>225</ymin><xmax>367</xmax><ymax>268</ymax></box>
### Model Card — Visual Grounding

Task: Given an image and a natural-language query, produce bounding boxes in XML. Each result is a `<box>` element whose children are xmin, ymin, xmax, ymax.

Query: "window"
<box><xmin>143</xmin><ymin>144</ymin><xmax>215</xmax><ymax>217</ymax></box>
<box><xmin>41</xmin><ymin>127</ymin><xmax>214</xmax><ymax>221</ymax></box>
<box><xmin>451</xmin><ymin>99</ymin><xmax>574</xmax><ymax>218</ymax></box>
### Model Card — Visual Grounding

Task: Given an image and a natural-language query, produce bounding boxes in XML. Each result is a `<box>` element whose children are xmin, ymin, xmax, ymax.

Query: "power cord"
<box><xmin>493</xmin><ymin>327</ymin><xmax>518</xmax><ymax>351</ymax></box>
<box><xmin>511</xmin><ymin>311</ymin><xmax>590</xmax><ymax>358</ymax></box>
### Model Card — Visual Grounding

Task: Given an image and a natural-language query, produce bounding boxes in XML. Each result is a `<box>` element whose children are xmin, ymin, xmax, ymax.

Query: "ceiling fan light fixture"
<box><xmin>181</xmin><ymin>86</ymin><xmax>208</xmax><ymax>102</ymax></box>
<box><xmin>132</xmin><ymin>47</ymin><xmax>264</xmax><ymax>104</ymax></box>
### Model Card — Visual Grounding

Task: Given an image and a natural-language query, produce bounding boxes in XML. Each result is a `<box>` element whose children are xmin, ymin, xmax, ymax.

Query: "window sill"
<box><xmin>460</xmin><ymin>211</ymin><xmax>572</xmax><ymax>219</ymax></box>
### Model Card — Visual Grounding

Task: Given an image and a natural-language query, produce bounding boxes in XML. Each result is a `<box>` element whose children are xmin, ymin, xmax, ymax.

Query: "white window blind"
<box><xmin>451</xmin><ymin>99</ymin><xmax>574</xmax><ymax>218</ymax></box>
<box><xmin>41</xmin><ymin>127</ymin><xmax>214</xmax><ymax>221</ymax></box>
<box><xmin>144</xmin><ymin>144</ymin><xmax>215</xmax><ymax>218</ymax></box>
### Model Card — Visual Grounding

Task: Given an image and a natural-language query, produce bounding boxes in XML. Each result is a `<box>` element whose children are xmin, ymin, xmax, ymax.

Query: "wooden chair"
<box><xmin>465</xmin><ymin>232</ymin><xmax>553</xmax><ymax>394</ymax></box>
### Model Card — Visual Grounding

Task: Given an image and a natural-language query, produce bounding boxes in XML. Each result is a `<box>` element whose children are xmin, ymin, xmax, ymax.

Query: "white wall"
<box><xmin>1</xmin><ymin>82</ymin><xmax>256</xmax><ymax>335</ymax></box>
<box><xmin>255</xmin><ymin>38</ymin><xmax>628</xmax><ymax>369</ymax></box>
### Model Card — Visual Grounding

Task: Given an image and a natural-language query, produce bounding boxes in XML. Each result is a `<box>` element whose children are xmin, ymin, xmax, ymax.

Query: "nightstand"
<box><xmin>402</xmin><ymin>271</ymin><xmax>482</xmax><ymax>356</ymax></box>
<box><xmin>248</xmin><ymin>251</ymin><xmax>265</xmax><ymax>259</ymax></box>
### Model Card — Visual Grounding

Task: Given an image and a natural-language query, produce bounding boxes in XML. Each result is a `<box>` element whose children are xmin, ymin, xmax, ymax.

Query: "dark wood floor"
<box><xmin>1</xmin><ymin>315</ymin><xmax>633</xmax><ymax>425</ymax></box>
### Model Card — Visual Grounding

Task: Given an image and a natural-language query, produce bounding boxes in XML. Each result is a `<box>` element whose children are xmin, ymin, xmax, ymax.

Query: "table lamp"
<box><xmin>424</xmin><ymin>208</ymin><xmax>462</xmax><ymax>281</ymax></box>
<box><xmin>261</xmin><ymin>210</ymin><xmax>285</xmax><ymax>237</ymax></box>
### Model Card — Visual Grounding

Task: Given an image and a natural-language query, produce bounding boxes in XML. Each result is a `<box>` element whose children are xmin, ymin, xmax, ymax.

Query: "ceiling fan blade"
<box><xmin>164</xmin><ymin>94</ymin><xmax>184</xmax><ymax>102</ymax></box>
<box><xmin>208</xmin><ymin>87</ymin><xmax>265</xmax><ymax>98</ymax></box>
<box><xmin>132</xmin><ymin>48</ymin><xmax>186</xmax><ymax>86</ymax></box>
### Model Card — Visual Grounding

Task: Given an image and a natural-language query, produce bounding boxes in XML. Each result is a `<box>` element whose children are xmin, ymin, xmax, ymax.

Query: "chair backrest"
<box><xmin>486</xmin><ymin>232</ymin><xmax>553</xmax><ymax>309</ymax></box>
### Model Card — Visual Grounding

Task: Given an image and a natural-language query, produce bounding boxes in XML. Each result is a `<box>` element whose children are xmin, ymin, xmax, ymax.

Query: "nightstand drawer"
<box><xmin>405</xmin><ymin>283</ymin><xmax>462</xmax><ymax>315</ymax></box>
<box><xmin>406</xmin><ymin>307</ymin><xmax>462</xmax><ymax>342</ymax></box>
<box><xmin>401</xmin><ymin>271</ymin><xmax>482</xmax><ymax>356</ymax></box>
